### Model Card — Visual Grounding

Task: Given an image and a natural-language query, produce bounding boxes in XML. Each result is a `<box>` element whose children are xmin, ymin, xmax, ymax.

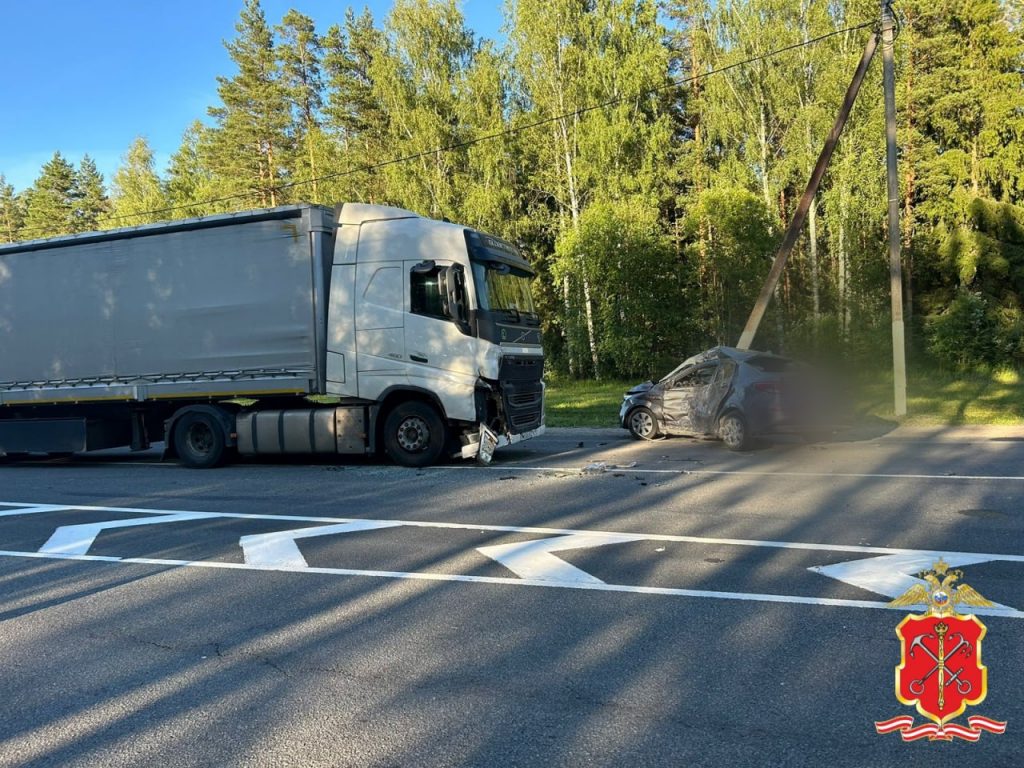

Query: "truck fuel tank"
<box><xmin>235</xmin><ymin>407</ymin><xmax>368</xmax><ymax>456</ymax></box>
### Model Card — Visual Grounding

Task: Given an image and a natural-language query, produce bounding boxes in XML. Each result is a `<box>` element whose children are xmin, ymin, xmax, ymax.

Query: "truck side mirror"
<box><xmin>442</xmin><ymin>265</ymin><xmax>470</xmax><ymax>333</ymax></box>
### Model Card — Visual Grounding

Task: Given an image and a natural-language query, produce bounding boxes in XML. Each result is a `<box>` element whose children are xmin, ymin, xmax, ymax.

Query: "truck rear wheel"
<box><xmin>174</xmin><ymin>411</ymin><xmax>227</xmax><ymax>469</ymax></box>
<box><xmin>383</xmin><ymin>402</ymin><xmax>446</xmax><ymax>467</ymax></box>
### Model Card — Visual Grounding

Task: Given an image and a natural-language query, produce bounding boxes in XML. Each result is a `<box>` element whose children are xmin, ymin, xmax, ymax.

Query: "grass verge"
<box><xmin>544</xmin><ymin>368</ymin><xmax>1024</xmax><ymax>428</ymax></box>
<box><xmin>544</xmin><ymin>379</ymin><xmax>634</xmax><ymax>428</ymax></box>
<box><xmin>857</xmin><ymin>367</ymin><xmax>1024</xmax><ymax>425</ymax></box>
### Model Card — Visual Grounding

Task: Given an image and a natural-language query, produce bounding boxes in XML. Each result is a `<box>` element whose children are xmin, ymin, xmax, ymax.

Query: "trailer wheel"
<box><xmin>174</xmin><ymin>411</ymin><xmax>227</xmax><ymax>469</ymax></box>
<box><xmin>383</xmin><ymin>402</ymin><xmax>446</xmax><ymax>467</ymax></box>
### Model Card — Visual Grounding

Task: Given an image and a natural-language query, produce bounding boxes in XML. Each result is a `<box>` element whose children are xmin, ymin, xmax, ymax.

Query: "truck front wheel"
<box><xmin>383</xmin><ymin>402</ymin><xmax>446</xmax><ymax>467</ymax></box>
<box><xmin>174</xmin><ymin>411</ymin><xmax>227</xmax><ymax>469</ymax></box>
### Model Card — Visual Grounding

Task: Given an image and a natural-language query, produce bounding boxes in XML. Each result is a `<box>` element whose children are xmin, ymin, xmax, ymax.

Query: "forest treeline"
<box><xmin>2</xmin><ymin>0</ymin><xmax>1023</xmax><ymax>378</ymax></box>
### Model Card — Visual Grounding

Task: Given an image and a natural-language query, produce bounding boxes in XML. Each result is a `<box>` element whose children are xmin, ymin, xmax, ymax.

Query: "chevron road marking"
<box><xmin>240</xmin><ymin>519</ymin><xmax>404</xmax><ymax>568</ymax></box>
<box><xmin>0</xmin><ymin>500</ymin><xmax>1022</xmax><ymax>618</ymax></box>
<box><xmin>478</xmin><ymin>533</ymin><xmax>650</xmax><ymax>584</ymax></box>
<box><xmin>809</xmin><ymin>552</ymin><xmax>1017</xmax><ymax>611</ymax></box>
<box><xmin>40</xmin><ymin>511</ymin><xmax>221</xmax><ymax>555</ymax></box>
<box><xmin>0</xmin><ymin>503</ymin><xmax>72</xmax><ymax>517</ymax></box>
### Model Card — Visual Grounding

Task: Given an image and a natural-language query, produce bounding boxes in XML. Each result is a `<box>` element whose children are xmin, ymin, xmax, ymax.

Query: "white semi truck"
<box><xmin>0</xmin><ymin>203</ymin><xmax>545</xmax><ymax>467</ymax></box>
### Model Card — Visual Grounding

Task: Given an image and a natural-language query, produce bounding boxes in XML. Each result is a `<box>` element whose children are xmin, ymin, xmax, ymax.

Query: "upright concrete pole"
<box><xmin>882</xmin><ymin>1</ymin><xmax>907</xmax><ymax>416</ymax></box>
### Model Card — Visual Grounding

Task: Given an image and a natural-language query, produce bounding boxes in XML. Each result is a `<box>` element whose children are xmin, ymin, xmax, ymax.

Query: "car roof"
<box><xmin>660</xmin><ymin>346</ymin><xmax>790</xmax><ymax>382</ymax></box>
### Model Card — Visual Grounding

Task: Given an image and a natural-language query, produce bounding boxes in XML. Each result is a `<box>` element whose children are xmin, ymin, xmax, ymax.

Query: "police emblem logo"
<box><xmin>875</xmin><ymin>559</ymin><xmax>1007</xmax><ymax>742</ymax></box>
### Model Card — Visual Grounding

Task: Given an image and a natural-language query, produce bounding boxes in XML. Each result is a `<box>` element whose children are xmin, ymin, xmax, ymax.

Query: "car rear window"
<box><xmin>745</xmin><ymin>356</ymin><xmax>792</xmax><ymax>373</ymax></box>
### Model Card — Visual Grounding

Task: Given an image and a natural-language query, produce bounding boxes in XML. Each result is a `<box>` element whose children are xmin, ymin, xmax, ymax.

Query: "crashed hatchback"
<box><xmin>619</xmin><ymin>346</ymin><xmax>827</xmax><ymax>451</ymax></box>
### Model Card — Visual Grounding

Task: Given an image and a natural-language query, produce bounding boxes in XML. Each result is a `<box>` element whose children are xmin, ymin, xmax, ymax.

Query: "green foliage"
<box><xmin>205</xmin><ymin>0</ymin><xmax>293</xmax><ymax>207</ymax></box>
<box><xmin>0</xmin><ymin>175</ymin><xmax>24</xmax><ymax>243</ymax></box>
<box><xmin>555</xmin><ymin>198</ymin><xmax>690</xmax><ymax>378</ymax></box>
<box><xmin>925</xmin><ymin>197</ymin><xmax>1024</xmax><ymax>368</ymax></box>
<box><xmin>3</xmin><ymin>0</ymin><xmax>1024</xmax><ymax>386</ymax></box>
<box><xmin>74</xmin><ymin>155</ymin><xmax>109</xmax><ymax>232</ymax></box>
<box><xmin>22</xmin><ymin>152</ymin><xmax>79</xmax><ymax>237</ymax></box>
<box><xmin>926</xmin><ymin>291</ymin><xmax>1000</xmax><ymax>369</ymax></box>
<box><xmin>111</xmin><ymin>137</ymin><xmax>169</xmax><ymax>225</ymax></box>
<box><xmin>682</xmin><ymin>187</ymin><xmax>777</xmax><ymax>344</ymax></box>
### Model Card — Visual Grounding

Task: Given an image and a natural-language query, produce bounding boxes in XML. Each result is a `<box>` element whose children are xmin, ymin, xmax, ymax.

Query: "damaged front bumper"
<box><xmin>460</xmin><ymin>423</ymin><xmax>547</xmax><ymax>464</ymax></box>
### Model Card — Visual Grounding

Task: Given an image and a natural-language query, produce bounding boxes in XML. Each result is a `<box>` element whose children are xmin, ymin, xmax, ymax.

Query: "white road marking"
<box><xmin>428</xmin><ymin>465</ymin><xmax>1024</xmax><ymax>482</ymax></box>
<box><xmin>5</xmin><ymin>499</ymin><xmax>1013</xmax><ymax>558</ymax></box>
<box><xmin>2</xmin><ymin>500</ymin><xmax>1022</xmax><ymax>617</ymax></box>
<box><xmin>0</xmin><ymin>504</ymin><xmax>70</xmax><ymax>517</ymax></box>
<box><xmin>478</xmin><ymin>533</ymin><xmax>649</xmax><ymax>584</ymax></box>
<box><xmin>240</xmin><ymin>520</ymin><xmax>404</xmax><ymax>567</ymax></box>
<box><xmin>1</xmin><ymin>547</ymin><xmax>1022</xmax><ymax>619</ymax></box>
<box><xmin>39</xmin><ymin>511</ymin><xmax>219</xmax><ymax>555</ymax></box>
<box><xmin>809</xmin><ymin>553</ymin><xmax>1016</xmax><ymax>610</ymax></box>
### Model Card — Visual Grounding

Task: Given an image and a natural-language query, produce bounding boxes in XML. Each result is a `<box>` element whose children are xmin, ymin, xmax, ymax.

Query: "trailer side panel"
<box><xmin>0</xmin><ymin>210</ymin><xmax>324</xmax><ymax>403</ymax></box>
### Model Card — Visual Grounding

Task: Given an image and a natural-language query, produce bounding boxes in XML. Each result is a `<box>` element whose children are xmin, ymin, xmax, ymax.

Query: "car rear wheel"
<box><xmin>718</xmin><ymin>411</ymin><xmax>751</xmax><ymax>451</ymax></box>
<box><xmin>627</xmin><ymin>407</ymin><xmax>659</xmax><ymax>441</ymax></box>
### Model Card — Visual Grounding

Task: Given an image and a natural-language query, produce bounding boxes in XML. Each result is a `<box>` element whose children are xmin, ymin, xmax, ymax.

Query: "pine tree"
<box><xmin>322</xmin><ymin>9</ymin><xmax>388</xmax><ymax>202</ymax></box>
<box><xmin>323</xmin><ymin>9</ymin><xmax>385</xmax><ymax>140</ymax></box>
<box><xmin>22</xmin><ymin>152</ymin><xmax>78</xmax><ymax>237</ymax></box>
<box><xmin>111</xmin><ymin>137</ymin><xmax>169</xmax><ymax>225</ymax></box>
<box><xmin>74</xmin><ymin>155</ymin><xmax>109</xmax><ymax>232</ymax></box>
<box><xmin>206</xmin><ymin>0</ymin><xmax>293</xmax><ymax>207</ymax></box>
<box><xmin>278</xmin><ymin>9</ymin><xmax>324</xmax><ymax>199</ymax></box>
<box><xmin>0</xmin><ymin>175</ymin><xmax>25</xmax><ymax>242</ymax></box>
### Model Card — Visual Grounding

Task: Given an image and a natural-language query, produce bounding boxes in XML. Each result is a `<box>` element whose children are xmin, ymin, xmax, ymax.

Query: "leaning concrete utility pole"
<box><xmin>736</xmin><ymin>29</ymin><xmax>879</xmax><ymax>351</ymax></box>
<box><xmin>882</xmin><ymin>0</ymin><xmax>907</xmax><ymax>416</ymax></box>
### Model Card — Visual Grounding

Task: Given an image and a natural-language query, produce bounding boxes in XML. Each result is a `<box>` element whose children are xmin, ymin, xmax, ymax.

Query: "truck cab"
<box><xmin>325</xmin><ymin>204</ymin><xmax>545</xmax><ymax>466</ymax></box>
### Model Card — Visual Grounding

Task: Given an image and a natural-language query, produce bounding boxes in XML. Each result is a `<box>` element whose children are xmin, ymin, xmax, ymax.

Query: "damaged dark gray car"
<box><xmin>619</xmin><ymin>346</ymin><xmax>823</xmax><ymax>451</ymax></box>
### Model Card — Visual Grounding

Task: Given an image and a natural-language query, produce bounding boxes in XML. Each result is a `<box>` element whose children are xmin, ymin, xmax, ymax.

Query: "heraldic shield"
<box><xmin>876</xmin><ymin>559</ymin><xmax>1006</xmax><ymax>741</ymax></box>
<box><xmin>896</xmin><ymin>613</ymin><xmax>987</xmax><ymax>725</ymax></box>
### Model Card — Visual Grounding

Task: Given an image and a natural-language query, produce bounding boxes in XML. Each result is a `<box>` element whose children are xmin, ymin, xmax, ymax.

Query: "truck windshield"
<box><xmin>472</xmin><ymin>262</ymin><xmax>537</xmax><ymax>321</ymax></box>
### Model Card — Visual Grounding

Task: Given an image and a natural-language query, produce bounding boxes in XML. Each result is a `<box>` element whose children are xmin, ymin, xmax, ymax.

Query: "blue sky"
<box><xmin>0</xmin><ymin>1</ymin><xmax>504</xmax><ymax>192</ymax></box>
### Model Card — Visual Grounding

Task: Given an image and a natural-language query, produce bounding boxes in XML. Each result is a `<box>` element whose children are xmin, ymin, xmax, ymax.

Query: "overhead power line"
<box><xmin>13</xmin><ymin>18</ymin><xmax>877</xmax><ymax>238</ymax></box>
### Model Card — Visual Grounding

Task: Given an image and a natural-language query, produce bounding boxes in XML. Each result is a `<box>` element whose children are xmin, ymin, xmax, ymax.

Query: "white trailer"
<box><xmin>0</xmin><ymin>203</ymin><xmax>544</xmax><ymax>467</ymax></box>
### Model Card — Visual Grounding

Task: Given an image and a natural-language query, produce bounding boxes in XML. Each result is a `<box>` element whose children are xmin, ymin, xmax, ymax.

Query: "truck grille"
<box><xmin>502</xmin><ymin>381</ymin><xmax>543</xmax><ymax>432</ymax></box>
<box><xmin>499</xmin><ymin>355</ymin><xmax>544</xmax><ymax>434</ymax></box>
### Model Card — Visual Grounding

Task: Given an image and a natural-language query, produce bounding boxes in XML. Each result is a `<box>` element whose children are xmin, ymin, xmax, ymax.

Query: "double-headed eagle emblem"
<box><xmin>888</xmin><ymin>558</ymin><xmax>994</xmax><ymax>616</ymax></box>
<box><xmin>875</xmin><ymin>558</ymin><xmax>1007</xmax><ymax>742</ymax></box>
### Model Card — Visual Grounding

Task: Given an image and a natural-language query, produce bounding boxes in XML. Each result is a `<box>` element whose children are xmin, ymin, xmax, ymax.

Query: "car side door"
<box><xmin>660</xmin><ymin>363</ymin><xmax>718</xmax><ymax>434</ymax></box>
<box><xmin>693</xmin><ymin>359</ymin><xmax>737</xmax><ymax>433</ymax></box>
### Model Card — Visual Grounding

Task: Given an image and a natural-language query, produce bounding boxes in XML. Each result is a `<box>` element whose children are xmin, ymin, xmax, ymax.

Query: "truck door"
<box><xmin>404</xmin><ymin>260</ymin><xmax>476</xmax><ymax>380</ymax></box>
<box><xmin>353</xmin><ymin>262</ymin><xmax>407</xmax><ymax>392</ymax></box>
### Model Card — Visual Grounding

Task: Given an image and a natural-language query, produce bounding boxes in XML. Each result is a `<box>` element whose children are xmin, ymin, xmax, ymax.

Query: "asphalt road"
<box><xmin>1</xmin><ymin>425</ymin><xmax>1022</xmax><ymax>767</ymax></box>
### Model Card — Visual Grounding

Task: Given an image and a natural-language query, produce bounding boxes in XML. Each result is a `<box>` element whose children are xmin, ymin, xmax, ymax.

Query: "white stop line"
<box><xmin>0</xmin><ymin>501</ymin><xmax>1021</xmax><ymax>618</ymax></box>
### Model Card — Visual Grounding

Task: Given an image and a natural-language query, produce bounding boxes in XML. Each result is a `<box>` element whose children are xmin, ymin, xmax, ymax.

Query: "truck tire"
<box><xmin>174</xmin><ymin>411</ymin><xmax>227</xmax><ymax>469</ymax></box>
<box><xmin>383</xmin><ymin>402</ymin><xmax>446</xmax><ymax>467</ymax></box>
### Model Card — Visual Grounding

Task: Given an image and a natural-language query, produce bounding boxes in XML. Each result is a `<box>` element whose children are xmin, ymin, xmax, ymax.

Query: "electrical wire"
<box><xmin>10</xmin><ymin>18</ymin><xmax>878</xmax><ymax>239</ymax></box>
